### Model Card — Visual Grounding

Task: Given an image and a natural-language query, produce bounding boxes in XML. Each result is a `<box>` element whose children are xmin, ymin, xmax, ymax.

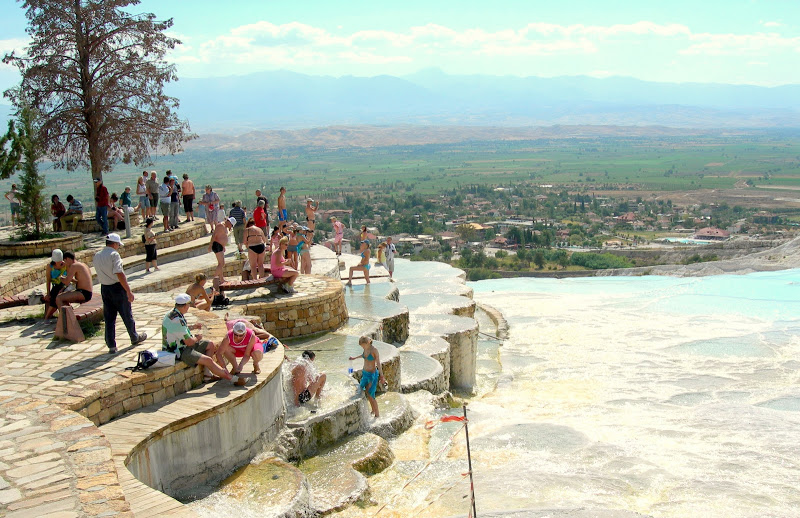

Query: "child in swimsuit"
<box><xmin>348</xmin><ymin>335</ymin><xmax>386</xmax><ymax>417</ymax></box>
<box><xmin>45</xmin><ymin>249</ymin><xmax>68</xmax><ymax>320</ymax></box>
<box><xmin>287</xmin><ymin>227</ymin><xmax>300</xmax><ymax>269</ymax></box>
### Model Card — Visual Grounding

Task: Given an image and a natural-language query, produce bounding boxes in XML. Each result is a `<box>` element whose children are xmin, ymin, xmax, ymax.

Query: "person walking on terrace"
<box><xmin>244</xmin><ymin>218</ymin><xmax>267</xmax><ymax>279</ymax></box>
<box><xmin>331</xmin><ymin>216</ymin><xmax>344</xmax><ymax>256</ymax></box>
<box><xmin>162</xmin><ymin>293</ymin><xmax>245</xmax><ymax>385</ymax></box>
<box><xmin>158</xmin><ymin>176</ymin><xmax>172</xmax><ymax>233</ymax></box>
<box><xmin>136</xmin><ymin>172</ymin><xmax>149</xmax><ymax>221</ymax></box>
<box><xmin>210</xmin><ymin>217</ymin><xmax>236</xmax><ymax>282</ymax></box>
<box><xmin>277</xmin><ymin>186</ymin><xmax>287</xmax><ymax>233</ymax></box>
<box><xmin>349</xmin><ymin>335</ymin><xmax>386</xmax><ymax>418</ymax></box>
<box><xmin>255</xmin><ymin>189</ymin><xmax>269</xmax><ymax>228</ymax></box>
<box><xmin>385</xmin><ymin>236</ymin><xmax>397</xmax><ymax>280</ymax></box>
<box><xmin>143</xmin><ymin>217</ymin><xmax>159</xmax><ymax>273</ymax></box>
<box><xmin>346</xmin><ymin>240</ymin><xmax>371</xmax><ymax>285</ymax></box>
<box><xmin>93</xmin><ymin>178</ymin><xmax>109</xmax><ymax>235</ymax></box>
<box><xmin>94</xmin><ymin>233</ymin><xmax>147</xmax><ymax>354</ymax></box>
<box><xmin>146</xmin><ymin>171</ymin><xmax>159</xmax><ymax>219</ymax></box>
<box><xmin>168</xmin><ymin>174</ymin><xmax>180</xmax><ymax>230</ymax></box>
<box><xmin>61</xmin><ymin>195</ymin><xmax>83</xmax><ymax>232</ymax></box>
<box><xmin>291</xmin><ymin>350</ymin><xmax>326</xmax><ymax>407</ymax></box>
<box><xmin>4</xmin><ymin>184</ymin><xmax>20</xmax><ymax>226</ymax></box>
<box><xmin>199</xmin><ymin>184</ymin><xmax>220</xmax><ymax>232</ymax></box>
<box><xmin>181</xmin><ymin>173</ymin><xmax>195</xmax><ymax>222</ymax></box>
<box><xmin>253</xmin><ymin>199</ymin><xmax>268</xmax><ymax>241</ymax></box>
<box><xmin>229</xmin><ymin>201</ymin><xmax>247</xmax><ymax>254</ymax></box>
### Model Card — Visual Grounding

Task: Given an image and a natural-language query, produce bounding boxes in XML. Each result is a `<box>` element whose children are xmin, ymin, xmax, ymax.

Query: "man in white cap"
<box><xmin>304</xmin><ymin>197</ymin><xmax>319</xmax><ymax>231</ymax></box>
<box><xmin>94</xmin><ymin>233</ymin><xmax>147</xmax><ymax>353</ymax></box>
<box><xmin>210</xmin><ymin>217</ymin><xmax>236</xmax><ymax>282</ymax></box>
<box><xmin>162</xmin><ymin>293</ymin><xmax>245</xmax><ymax>385</ymax></box>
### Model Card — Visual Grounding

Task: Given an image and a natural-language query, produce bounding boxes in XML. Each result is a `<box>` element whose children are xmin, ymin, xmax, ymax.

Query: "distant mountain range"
<box><xmin>166</xmin><ymin>69</ymin><xmax>800</xmax><ymax>134</ymax></box>
<box><xmin>2</xmin><ymin>70</ymin><xmax>799</xmax><ymax>137</ymax></box>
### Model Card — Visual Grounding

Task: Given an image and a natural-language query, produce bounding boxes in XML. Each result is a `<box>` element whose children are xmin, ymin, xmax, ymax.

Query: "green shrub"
<box><xmin>468</xmin><ymin>268</ymin><xmax>501</xmax><ymax>281</ymax></box>
<box><xmin>570</xmin><ymin>252</ymin><xmax>634</xmax><ymax>269</ymax></box>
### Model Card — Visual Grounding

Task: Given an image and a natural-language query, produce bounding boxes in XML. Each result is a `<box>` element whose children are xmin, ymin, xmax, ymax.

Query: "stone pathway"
<box><xmin>0</xmin><ymin>300</ymin><xmax>185</xmax><ymax>407</ymax></box>
<box><xmin>0</xmin><ymin>395</ymin><xmax>132</xmax><ymax>518</ymax></box>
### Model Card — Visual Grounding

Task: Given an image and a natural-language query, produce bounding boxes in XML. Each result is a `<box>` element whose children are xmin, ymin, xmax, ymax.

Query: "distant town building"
<box><xmin>694</xmin><ymin>227</ymin><xmax>730</xmax><ymax>240</ymax></box>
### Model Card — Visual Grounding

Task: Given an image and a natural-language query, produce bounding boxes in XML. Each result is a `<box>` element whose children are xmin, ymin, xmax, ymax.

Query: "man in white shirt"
<box><xmin>385</xmin><ymin>236</ymin><xmax>397</xmax><ymax>280</ymax></box>
<box><xmin>94</xmin><ymin>233</ymin><xmax>147</xmax><ymax>353</ymax></box>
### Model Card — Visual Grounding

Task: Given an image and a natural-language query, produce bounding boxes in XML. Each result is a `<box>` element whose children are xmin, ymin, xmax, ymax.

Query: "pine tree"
<box><xmin>0</xmin><ymin>108</ymin><xmax>48</xmax><ymax>237</ymax></box>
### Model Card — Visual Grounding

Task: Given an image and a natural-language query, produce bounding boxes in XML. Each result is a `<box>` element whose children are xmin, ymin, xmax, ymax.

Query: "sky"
<box><xmin>0</xmin><ymin>0</ymin><xmax>799</xmax><ymax>95</ymax></box>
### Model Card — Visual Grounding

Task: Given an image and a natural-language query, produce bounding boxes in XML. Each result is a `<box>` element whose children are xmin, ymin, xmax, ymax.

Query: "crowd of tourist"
<box><xmin>22</xmin><ymin>174</ymin><xmax>401</xmax><ymax>412</ymax></box>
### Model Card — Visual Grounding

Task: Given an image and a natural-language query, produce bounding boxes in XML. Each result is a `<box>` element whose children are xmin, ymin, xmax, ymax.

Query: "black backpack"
<box><xmin>127</xmin><ymin>350</ymin><xmax>158</xmax><ymax>371</ymax></box>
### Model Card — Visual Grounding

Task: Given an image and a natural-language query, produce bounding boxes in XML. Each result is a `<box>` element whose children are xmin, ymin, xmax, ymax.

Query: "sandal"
<box><xmin>253</xmin><ymin>365</ymin><xmax>261</xmax><ymax>374</ymax></box>
<box><xmin>203</xmin><ymin>375</ymin><xmax>222</xmax><ymax>383</ymax></box>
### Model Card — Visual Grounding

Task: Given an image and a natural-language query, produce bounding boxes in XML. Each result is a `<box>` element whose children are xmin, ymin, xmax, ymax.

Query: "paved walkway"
<box><xmin>0</xmin><ymin>396</ymin><xmax>132</xmax><ymax>518</ymax></box>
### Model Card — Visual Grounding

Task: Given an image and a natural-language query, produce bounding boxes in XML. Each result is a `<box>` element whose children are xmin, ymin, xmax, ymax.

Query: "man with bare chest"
<box><xmin>210</xmin><ymin>217</ymin><xmax>235</xmax><ymax>281</ymax></box>
<box><xmin>56</xmin><ymin>251</ymin><xmax>94</xmax><ymax>308</ymax></box>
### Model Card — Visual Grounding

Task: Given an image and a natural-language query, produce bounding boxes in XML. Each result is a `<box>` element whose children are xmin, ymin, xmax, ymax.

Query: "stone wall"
<box><xmin>241</xmin><ymin>277</ymin><xmax>348</xmax><ymax>339</ymax></box>
<box><xmin>0</xmin><ymin>222</ymin><xmax>208</xmax><ymax>299</ymax></box>
<box><xmin>74</xmin><ymin>213</ymin><xmax>141</xmax><ymax>234</ymax></box>
<box><xmin>445</xmin><ymin>320</ymin><xmax>479</xmax><ymax>392</ymax></box>
<box><xmin>59</xmin><ymin>363</ymin><xmax>206</xmax><ymax>426</ymax></box>
<box><xmin>134</xmin><ymin>258</ymin><xmax>245</xmax><ymax>294</ymax></box>
<box><xmin>125</xmin><ymin>371</ymin><xmax>286</xmax><ymax>500</ymax></box>
<box><xmin>51</xmin><ymin>305</ymin><xmax>226</xmax><ymax>426</ymax></box>
<box><xmin>381</xmin><ymin>310</ymin><xmax>409</xmax><ymax>344</ymax></box>
<box><xmin>0</xmin><ymin>232</ymin><xmax>85</xmax><ymax>259</ymax></box>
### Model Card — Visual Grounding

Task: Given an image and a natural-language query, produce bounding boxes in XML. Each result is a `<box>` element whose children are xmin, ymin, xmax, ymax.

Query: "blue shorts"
<box><xmin>139</xmin><ymin>195</ymin><xmax>150</xmax><ymax>208</ymax></box>
<box><xmin>278</xmin><ymin>209</ymin><xmax>288</xmax><ymax>222</ymax></box>
<box><xmin>360</xmin><ymin>369</ymin><xmax>379</xmax><ymax>398</ymax></box>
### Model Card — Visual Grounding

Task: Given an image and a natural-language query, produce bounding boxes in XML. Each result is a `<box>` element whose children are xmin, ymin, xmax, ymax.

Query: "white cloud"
<box><xmin>761</xmin><ymin>21</ymin><xmax>782</xmax><ymax>28</ymax></box>
<box><xmin>170</xmin><ymin>20</ymin><xmax>800</xmax><ymax>84</ymax></box>
<box><xmin>681</xmin><ymin>32</ymin><xmax>800</xmax><ymax>56</ymax></box>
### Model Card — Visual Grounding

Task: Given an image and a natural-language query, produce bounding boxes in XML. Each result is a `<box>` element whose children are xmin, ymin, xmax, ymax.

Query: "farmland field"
<box><xmin>6</xmin><ymin>131</ymin><xmax>800</xmax><ymax>211</ymax></box>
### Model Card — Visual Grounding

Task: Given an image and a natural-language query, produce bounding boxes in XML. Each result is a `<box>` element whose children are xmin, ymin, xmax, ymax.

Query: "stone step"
<box><xmin>189</xmin><ymin>458</ymin><xmax>312</xmax><ymax>517</ymax></box>
<box><xmin>298</xmin><ymin>432</ymin><xmax>394</xmax><ymax>515</ymax></box>
<box><xmin>400</xmin><ymin>349</ymin><xmax>447</xmax><ymax>394</ymax></box>
<box><xmin>367</xmin><ymin>391</ymin><xmax>417</xmax><ymax>439</ymax></box>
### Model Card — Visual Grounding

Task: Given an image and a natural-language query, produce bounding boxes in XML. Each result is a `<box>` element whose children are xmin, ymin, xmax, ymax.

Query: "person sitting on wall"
<box><xmin>162</xmin><ymin>293</ymin><xmax>245</xmax><ymax>385</ymax></box>
<box><xmin>51</xmin><ymin>195</ymin><xmax>66</xmax><ymax>232</ymax></box>
<box><xmin>44</xmin><ymin>249</ymin><xmax>67</xmax><ymax>320</ymax></box>
<box><xmin>291</xmin><ymin>350</ymin><xmax>326</xmax><ymax>407</ymax></box>
<box><xmin>55</xmin><ymin>251</ymin><xmax>94</xmax><ymax>309</ymax></box>
<box><xmin>61</xmin><ymin>195</ymin><xmax>83</xmax><ymax>232</ymax></box>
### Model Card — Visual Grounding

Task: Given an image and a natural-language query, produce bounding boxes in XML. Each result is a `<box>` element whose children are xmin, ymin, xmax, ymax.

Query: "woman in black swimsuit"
<box><xmin>244</xmin><ymin>218</ymin><xmax>267</xmax><ymax>279</ymax></box>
